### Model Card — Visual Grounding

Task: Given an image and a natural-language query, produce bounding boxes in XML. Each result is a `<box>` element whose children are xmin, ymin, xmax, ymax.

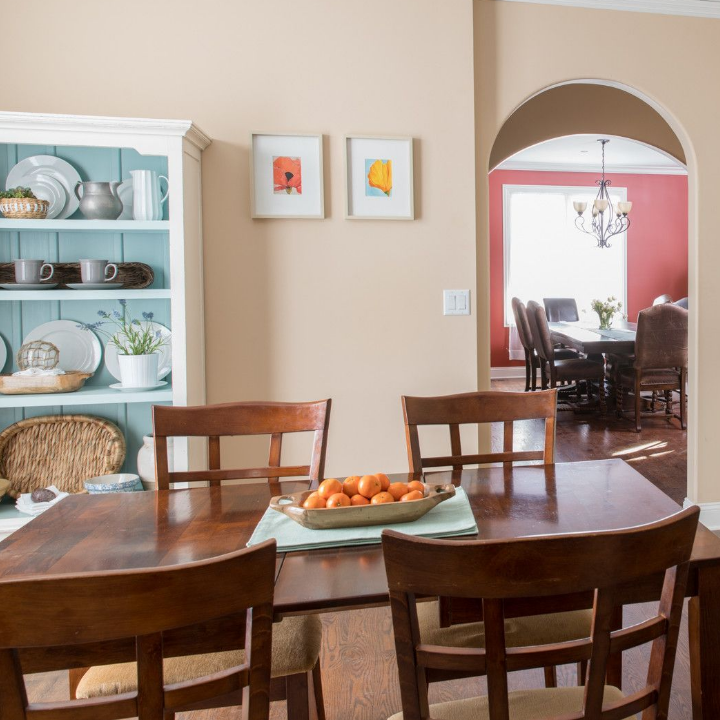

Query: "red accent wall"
<box><xmin>489</xmin><ymin>169</ymin><xmax>689</xmax><ymax>368</ymax></box>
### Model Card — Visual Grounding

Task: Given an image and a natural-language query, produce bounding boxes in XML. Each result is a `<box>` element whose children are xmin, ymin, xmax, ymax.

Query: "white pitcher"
<box><xmin>130</xmin><ymin>169</ymin><xmax>169</xmax><ymax>221</ymax></box>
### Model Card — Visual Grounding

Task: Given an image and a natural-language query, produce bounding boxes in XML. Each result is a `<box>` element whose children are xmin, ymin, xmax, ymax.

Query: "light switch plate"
<box><xmin>443</xmin><ymin>289</ymin><xmax>470</xmax><ymax>316</ymax></box>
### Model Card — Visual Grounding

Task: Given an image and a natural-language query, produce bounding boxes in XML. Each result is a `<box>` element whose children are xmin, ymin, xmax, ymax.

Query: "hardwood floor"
<box><xmin>24</xmin><ymin>380</ymin><xmax>692</xmax><ymax>719</ymax></box>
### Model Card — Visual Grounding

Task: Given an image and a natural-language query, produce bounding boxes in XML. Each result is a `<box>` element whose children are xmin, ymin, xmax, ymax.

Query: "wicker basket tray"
<box><xmin>0</xmin><ymin>262</ymin><xmax>154</xmax><ymax>289</ymax></box>
<box><xmin>0</xmin><ymin>415</ymin><xmax>125</xmax><ymax>497</ymax></box>
<box><xmin>270</xmin><ymin>482</ymin><xmax>456</xmax><ymax>529</ymax></box>
<box><xmin>0</xmin><ymin>371</ymin><xmax>93</xmax><ymax>395</ymax></box>
<box><xmin>0</xmin><ymin>198</ymin><xmax>49</xmax><ymax>219</ymax></box>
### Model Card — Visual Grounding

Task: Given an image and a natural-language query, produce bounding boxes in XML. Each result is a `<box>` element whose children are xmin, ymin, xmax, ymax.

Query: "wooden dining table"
<box><xmin>549</xmin><ymin>320</ymin><xmax>637</xmax><ymax>355</ymax></box>
<box><xmin>1</xmin><ymin>458</ymin><xmax>719</xmax><ymax>718</ymax></box>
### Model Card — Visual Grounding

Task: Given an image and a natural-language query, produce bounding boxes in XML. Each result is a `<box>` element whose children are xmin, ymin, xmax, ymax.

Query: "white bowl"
<box><xmin>84</xmin><ymin>473</ymin><xmax>139</xmax><ymax>494</ymax></box>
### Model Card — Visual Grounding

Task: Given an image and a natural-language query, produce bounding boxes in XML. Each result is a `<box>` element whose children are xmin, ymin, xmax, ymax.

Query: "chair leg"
<box><xmin>598</xmin><ymin>378</ymin><xmax>606</xmax><ymax>414</ymax></box>
<box><xmin>311</xmin><ymin>660</ymin><xmax>326</xmax><ymax>720</ymax></box>
<box><xmin>680</xmin><ymin>368</ymin><xmax>687</xmax><ymax>430</ymax></box>
<box><xmin>543</xmin><ymin>666</ymin><xmax>557</xmax><ymax>688</ymax></box>
<box><xmin>285</xmin><ymin>671</ymin><xmax>315</xmax><ymax>720</ymax></box>
<box><xmin>616</xmin><ymin>382</ymin><xmax>624</xmax><ymax>419</ymax></box>
<box><xmin>635</xmin><ymin>383</ymin><xmax>642</xmax><ymax>433</ymax></box>
<box><xmin>577</xmin><ymin>660</ymin><xmax>588</xmax><ymax>686</ymax></box>
<box><xmin>665</xmin><ymin>389</ymin><xmax>673</xmax><ymax>416</ymax></box>
<box><xmin>531</xmin><ymin>354</ymin><xmax>538</xmax><ymax>392</ymax></box>
<box><xmin>524</xmin><ymin>349</ymin><xmax>531</xmax><ymax>392</ymax></box>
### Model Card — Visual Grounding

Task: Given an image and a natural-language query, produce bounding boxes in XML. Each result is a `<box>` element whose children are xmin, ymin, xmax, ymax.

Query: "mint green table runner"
<box><xmin>247</xmin><ymin>487</ymin><xmax>478</xmax><ymax>552</ymax></box>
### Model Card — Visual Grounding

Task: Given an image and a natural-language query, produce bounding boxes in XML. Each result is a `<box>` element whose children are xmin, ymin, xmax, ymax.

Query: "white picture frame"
<box><xmin>344</xmin><ymin>135</ymin><xmax>414</xmax><ymax>220</ymax></box>
<box><xmin>250</xmin><ymin>133</ymin><xmax>325</xmax><ymax>219</ymax></box>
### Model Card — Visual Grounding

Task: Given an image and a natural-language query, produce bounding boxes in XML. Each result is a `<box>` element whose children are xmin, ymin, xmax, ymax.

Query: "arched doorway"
<box><xmin>482</xmin><ymin>81</ymin><xmax>695</xmax><ymax>503</ymax></box>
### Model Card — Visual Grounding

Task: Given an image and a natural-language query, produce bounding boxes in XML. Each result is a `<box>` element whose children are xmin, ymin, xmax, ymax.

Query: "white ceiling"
<box><xmin>495</xmin><ymin>0</ymin><xmax>720</xmax><ymax>19</ymax></box>
<box><xmin>497</xmin><ymin>135</ymin><xmax>687</xmax><ymax>175</ymax></box>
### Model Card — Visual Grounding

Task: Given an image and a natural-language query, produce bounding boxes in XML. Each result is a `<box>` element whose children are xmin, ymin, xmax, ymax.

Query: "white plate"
<box><xmin>104</xmin><ymin>321</ymin><xmax>172</xmax><ymax>381</ymax></box>
<box><xmin>117</xmin><ymin>179</ymin><xmax>133</xmax><ymax>220</ymax></box>
<box><xmin>66</xmin><ymin>282</ymin><xmax>124</xmax><ymax>290</ymax></box>
<box><xmin>0</xmin><ymin>336</ymin><xmax>7</xmax><ymax>372</ymax></box>
<box><xmin>7</xmin><ymin>156</ymin><xmax>82</xmax><ymax>220</ymax></box>
<box><xmin>16</xmin><ymin>173</ymin><xmax>67</xmax><ymax>219</ymax></box>
<box><xmin>109</xmin><ymin>381</ymin><xmax>168</xmax><ymax>392</ymax></box>
<box><xmin>0</xmin><ymin>283</ymin><xmax>58</xmax><ymax>290</ymax></box>
<box><xmin>24</xmin><ymin>320</ymin><xmax>102</xmax><ymax>373</ymax></box>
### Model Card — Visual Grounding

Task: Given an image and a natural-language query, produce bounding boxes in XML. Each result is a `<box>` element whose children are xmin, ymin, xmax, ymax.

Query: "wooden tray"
<box><xmin>0</xmin><ymin>371</ymin><xmax>93</xmax><ymax>395</ymax></box>
<box><xmin>0</xmin><ymin>262</ymin><xmax>155</xmax><ymax>289</ymax></box>
<box><xmin>270</xmin><ymin>482</ymin><xmax>456</xmax><ymax>530</ymax></box>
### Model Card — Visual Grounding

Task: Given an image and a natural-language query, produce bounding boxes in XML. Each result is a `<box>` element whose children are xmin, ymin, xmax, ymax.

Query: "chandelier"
<box><xmin>573</xmin><ymin>139</ymin><xmax>632</xmax><ymax>249</ymax></box>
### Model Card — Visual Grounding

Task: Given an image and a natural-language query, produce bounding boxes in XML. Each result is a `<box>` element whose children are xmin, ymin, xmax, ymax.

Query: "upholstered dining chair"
<box><xmin>401</xmin><ymin>389</ymin><xmax>592</xmax><ymax>688</ymax></box>
<box><xmin>542</xmin><ymin>297</ymin><xmax>579</xmax><ymax>322</ymax></box>
<box><xmin>512</xmin><ymin>298</ymin><xmax>578</xmax><ymax>392</ymax></box>
<box><xmin>2</xmin><ymin>541</ymin><xmax>278</xmax><ymax>720</ymax></box>
<box><xmin>616</xmin><ymin>303</ymin><xmax>688</xmax><ymax>432</ymax></box>
<box><xmin>382</xmin><ymin>506</ymin><xmax>699</xmax><ymax>720</ymax></box>
<box><xmin>74</xmin><ymin>400</ymin><xmax>333</xmax><ymax>720</ymax></box>
<box><xmin>527</xmin><ymin>300</ymin><xmax>606</xmax><ymax>410</ymax></box>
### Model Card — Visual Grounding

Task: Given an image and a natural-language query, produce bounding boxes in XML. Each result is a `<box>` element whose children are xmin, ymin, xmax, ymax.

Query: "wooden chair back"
<box><xmin>152</xmin><ymin>399</ymin><xmax>331</xmax><ymax>490</ymax></box>
<box><xmin>510</xmin><ymin>297</ymin><xmax>534</xmax><ymax>353</ymax></box>
<box><xmin>0</xmin><ymin>540</ymin><xmax>277</xmax><ymax>720</ymax></box>
<box><xmin>401</xmin><ymin>389</ymin><xmax>557</xmax><ymax>473</ymax></box>
<box><xmin>543</xmin><ymin>297</ymin><xmax>579</xmax><ymax>322</ymax></box>
<box><xmin>635</xmin><ymin>304</ymin><xmax>688</xmax><ymax>370</ymax></box>
<box><xmin>382</xmin><ymin>506</ymin><xmax>699</xmax><ymax>720</ymax></box>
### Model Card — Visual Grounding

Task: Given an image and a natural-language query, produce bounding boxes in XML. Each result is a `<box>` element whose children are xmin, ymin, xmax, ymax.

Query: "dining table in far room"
<box><xmin>549</xmin><ymin>320</ymin><xmax>636</xmax><ymax>356</ymax></box>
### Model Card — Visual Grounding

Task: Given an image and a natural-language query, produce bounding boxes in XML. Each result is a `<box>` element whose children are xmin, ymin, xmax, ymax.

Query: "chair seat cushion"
<box><xmin>387</xmin><ymin>686</ymin><xmax>625</xmax><ymax>720</ymax></box>
<box><xmin>553</xmin><ymin>348</ymin><xmax>579</xmax><ymax>360</ymax></box>
<box><xmin>417</xmin><ymin>600</ymin><xmax>592</xmax><ymax>648</ymax></box>
<box><xmin>551</xmin><ymin>358</ymin><xmax>605</xmax><ymax>382</ymax></box>
<box><xmin>619</xmin><ymin>367</ymin><xmax>681</xmax><ymax>387</ymax></box>
<box><xmin>75</xmin><ymin>614</ymin><xmax>321</xmax><ymax>699</ymax></box>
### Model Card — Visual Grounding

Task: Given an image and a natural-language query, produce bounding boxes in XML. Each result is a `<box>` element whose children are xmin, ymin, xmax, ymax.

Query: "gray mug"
<box><xmin>80</xmin><ymin>259</ymin><xmax>118</xmax><ymax>284</ymax></box>
<box><xmin>14</xmin><ymin>259</ymin><xmax>54</xmax><ymax>284</ymax></box>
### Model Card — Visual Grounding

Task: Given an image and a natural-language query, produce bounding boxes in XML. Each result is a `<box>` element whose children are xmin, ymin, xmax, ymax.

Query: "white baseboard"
<box><xmin>684</xmin><ymin>498</ymin><xmax>720</xmax><ymax>532</ymax></box>
<box><xmin>491</xmin><ymin>366</ymin><xmax>526</xmax><ymax>379</ymax></box>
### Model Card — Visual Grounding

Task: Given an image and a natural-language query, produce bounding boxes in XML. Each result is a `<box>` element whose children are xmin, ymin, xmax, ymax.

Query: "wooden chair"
<box><xmin>0</xmin><ymin>540</ymin><xmax>277</xmax><ymax>720</ymax></box>
<box><xmin>401</xmin><ymin>389</ymin><xmax>592</xmax><ymax>688</ymax></box>
<box><xmin>542</xmin><ymin>297</ymin><xmax>579</xmax><ymax>322</ymax></box>
<box><xmin>382</xmin><ymin>505</ymin><xmax>699</xmax><ymax>720</ymax></box>
<box><xmin>402</xmin><ymin>389</ymin><xmax>558</xmax><ymax>473</ymax></box>
<box><xmin>75</xmin><ymin>400</ymin><xmax>332</xmax><ymax>720</ymax></box>
<box><xmin>527</xmin><ymin>300</ymin><xmax>606</xmax><ymax>411</ymax></box>
<box><xmin>653</xmin><ymin>293</ymin><xmax>673</xmax><ymax>305</ymax></box>
<box><xmin>512</xmin><ymin>298</ymin><xmax>578</xmax><ymax>393</ymax></box>
<box><xmin>616</xmin><ymin>303</ymin><xmax>688</xmax><ymax>432</ymax></box>
<box><xmin>152</xmin><ymin>399</ymin><xmax>331</xmax><ymax>490</ymax></box>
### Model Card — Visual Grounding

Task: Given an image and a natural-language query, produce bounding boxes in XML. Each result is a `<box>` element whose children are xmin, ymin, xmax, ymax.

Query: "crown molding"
<box><xmin>494</xmin><ymin>0</ymin><xmax>720</xmax><ymax>19</ymax></box>
<box><xmin>496</xmin><ymin>160</ymin><xmax>687</xmax><ymax>175</ymax></box>
<box><xmin>0</xmin><ymin>111</ymin><xmax>211</xmax><ymax>150</ymax></box>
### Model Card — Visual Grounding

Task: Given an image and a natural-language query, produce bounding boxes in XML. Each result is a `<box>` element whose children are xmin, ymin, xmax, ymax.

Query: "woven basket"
<box><xmin>0</xmin><ymin>262</ymin><xmax>154</xmax><ymax>289</ymax></box>
<box><xmin>0</xmin><ymin>415</ymin><xmax>126</xmax><ymax>497</ymax></box>
<box><xmin>0</xmin><ymin>198</ymin><xmax>49</xmax><ymax>219</ymax></box>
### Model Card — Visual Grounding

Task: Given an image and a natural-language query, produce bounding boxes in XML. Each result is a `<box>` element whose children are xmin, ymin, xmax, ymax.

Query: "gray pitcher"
<box><xmin>74</xmin><ymin>181</ymin><xmax>123</xmax><ymax>220</ymax></box>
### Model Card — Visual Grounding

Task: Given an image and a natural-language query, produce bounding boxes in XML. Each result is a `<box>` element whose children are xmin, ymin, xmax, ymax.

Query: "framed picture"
<box><xmin>344</xmin><ymin>135</ymin><xmax>414</xmax><ymax>220</ymax></box>
<box><xmin>250</xmin><ymin>133</ymin><xmax>324</xmax><ymax>218</ymax></box>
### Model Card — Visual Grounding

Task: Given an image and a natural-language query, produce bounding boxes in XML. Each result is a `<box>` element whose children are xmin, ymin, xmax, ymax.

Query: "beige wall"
<box><xmin>474</xmin><ymin>0</ymin><xmax>716</xmax><ymax>504</ymax></box>
<box><xmin>2</xmin><ymin>0</ymin><xmax>478</xmax><ymax>476</ymax></box>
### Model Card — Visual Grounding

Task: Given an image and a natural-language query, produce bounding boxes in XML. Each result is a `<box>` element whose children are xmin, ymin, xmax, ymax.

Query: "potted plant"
<box><xmin>590</xmin><ymin>296</ymin><xmax>623</xmax><ymax>330</ymax></box>
<box><xmin>80</xmin><ymin>300</ymin><xmax>168</xmax><ymax>388</ymax></box>
<box><xmin>0</xmin><ymin>187</ymin><xmax>49</xmax><ymax>219</ymax></box>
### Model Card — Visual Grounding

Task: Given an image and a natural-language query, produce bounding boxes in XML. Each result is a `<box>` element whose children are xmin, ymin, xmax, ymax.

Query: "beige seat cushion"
<box><xmin>388</xmin><ymin>686</ymin><xmax>626</xmax><ymax>720</ymax></box>
<box><xmin>76</xmin><ymin>614</ymin><xmax>321</xmax><ymax>699</ymax></box>
<box><xmin>417</xmin><ymin>600</ymin><xmax>592</xmax><ymax>648</ymax></box>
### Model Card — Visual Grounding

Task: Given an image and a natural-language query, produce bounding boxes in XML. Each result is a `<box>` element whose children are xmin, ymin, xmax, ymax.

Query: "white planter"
<box><xmin>118</xmin><ymin>353</ymin><xmax>159</xmax><ymax>388</ymax></box>
<box><xmin>137</xmin><ymin>435</ymin><xmax>174</xmax><ymax>491</ymax></box>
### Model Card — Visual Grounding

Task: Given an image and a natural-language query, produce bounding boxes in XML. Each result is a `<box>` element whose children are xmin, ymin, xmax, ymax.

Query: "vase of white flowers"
<box><xmin>590</xmin><ymin>296</ymin><xmax>623</xmax><ymax>331</ymax></box>
<box><xmin>80</xmin><ymin>300</ymin><xmax>168</xmax><ymax>388</ymax></box>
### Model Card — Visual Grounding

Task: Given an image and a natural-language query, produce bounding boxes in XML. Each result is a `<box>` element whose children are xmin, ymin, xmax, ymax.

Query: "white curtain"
<box><xmin>509</xmin><ymin>325</ymin><xmax>524</xmax><ymax>361</ymax></box>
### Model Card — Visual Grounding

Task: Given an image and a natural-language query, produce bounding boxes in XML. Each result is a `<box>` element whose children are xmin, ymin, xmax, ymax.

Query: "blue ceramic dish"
<box><xmin>84</xmin><ymin>473</ymin><xmax>140</xmax><ymax>494</ymax></box>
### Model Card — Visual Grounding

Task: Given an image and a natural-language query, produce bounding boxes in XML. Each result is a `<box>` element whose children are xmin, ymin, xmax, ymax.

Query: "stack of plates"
<box><xmin>6</xmin><ymin>156</ymin><xmax>82</xmax><ymax>220</ymax></box>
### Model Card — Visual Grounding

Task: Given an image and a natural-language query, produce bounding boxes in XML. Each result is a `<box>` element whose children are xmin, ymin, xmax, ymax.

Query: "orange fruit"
<box><xmin>375</xmin><ymin>473</ymin><xmax>391</xmax><ymax>491</ymax></box>
<box><xmin>303</xmin><ymin>492</ymin><xmax>326</xmax><ymax>509</ymax></box>
<box><xmin>326</xmin><ymin>492</ymin><xmax>351</xmax><ymax>508</ymax></box>
<box><xmin>318</xmin><ymin>478</ymin><xmax>343</xmax><ymax>500</ymax></box>
<box><xmin>350</xmin><ymin>494</ymin><xmax>370</xmax><ymax>506</ymax></box>
<box><xmin>400</xmin><ymin>490</ymin><xmax>424</xmax><ymax>502</ymax></box>
<box><xmin>387</xmin><ymin>482</ymin><xmax>408</xmax><ymax>501</ymax></box>
<box><xmin>371</xmin><ymin>491</ymin><xmax>394</xmax><ymax>504</ymax></box>
<box><xmin>358</xmin><ymin>474</ymin><xmax>382</xmax><ymax>499</ymax></box>
<box><xmin>406</xmin><ymin>480</ymin><xmax>425</xmax><ymax>495</ymax></box>
<box><xmin>343</xmin><ymin>475</ymin><xmax>361</xmax><ymax>496</ymax></box>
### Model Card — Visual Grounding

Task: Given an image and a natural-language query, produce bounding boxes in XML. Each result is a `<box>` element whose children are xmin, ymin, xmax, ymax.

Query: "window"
<box><xmin>503</xmin><ymin>185</ymin><xmax>627</xmax><ymax>325</ymax></box>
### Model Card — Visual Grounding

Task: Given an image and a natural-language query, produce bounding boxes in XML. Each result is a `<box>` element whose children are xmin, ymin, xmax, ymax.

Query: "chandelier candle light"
<box><xmin>573</xmin><ymin>139</ymin><xmax>632</xmax><ymax>249</ymax></box>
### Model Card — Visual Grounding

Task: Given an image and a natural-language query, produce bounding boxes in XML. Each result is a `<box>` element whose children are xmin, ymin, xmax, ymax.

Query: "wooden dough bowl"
<box><xmin>0</xmin><ymin>371</ymin><xmax>93</xmax><ymax>394</ymax></box>
<box><xmin>270</xmin><ymin>482</ymin><xmax>456</xmax><ymax>530</ymax></box>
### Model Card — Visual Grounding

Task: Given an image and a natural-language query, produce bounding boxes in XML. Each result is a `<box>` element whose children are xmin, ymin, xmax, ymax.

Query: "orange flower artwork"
<box><xmin>273</xmin><ymin>156</ymin><xmax>302</xmax><ymax>194</ymax></box>
<box><xmin>366</xmin><ymin>159</ymin><xmax>392</xmax><ymax>196</ymax></box>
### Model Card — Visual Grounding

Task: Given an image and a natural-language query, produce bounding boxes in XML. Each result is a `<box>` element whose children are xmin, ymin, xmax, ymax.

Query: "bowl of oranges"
<box><xmin>269</xmin><ymin>473</ymin><xmax>455</xmax><ymax>529</ymax></box>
